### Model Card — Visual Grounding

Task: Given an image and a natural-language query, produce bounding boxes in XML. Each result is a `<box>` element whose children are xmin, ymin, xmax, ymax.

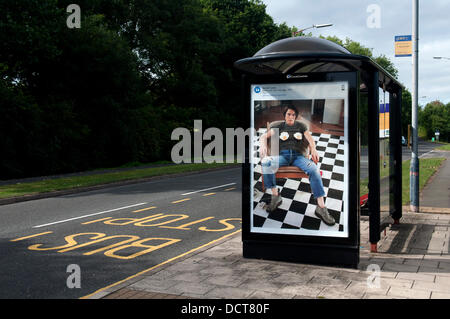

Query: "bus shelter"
<box><xmin>234</xmin><ymin>37</ymin><xmax>403</xmax><ymax>268</ymax></box>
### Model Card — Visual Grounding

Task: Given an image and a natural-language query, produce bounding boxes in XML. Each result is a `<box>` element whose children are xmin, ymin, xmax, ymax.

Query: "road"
<box><xmin>360</xmin><ymin>139</ymin><xmax>440</xmax><ymax>179</ymax></box>
<box><xmin>0</xmin><ymin>167</ymin><xmax>242</xmax><ymax>299</ymax></box>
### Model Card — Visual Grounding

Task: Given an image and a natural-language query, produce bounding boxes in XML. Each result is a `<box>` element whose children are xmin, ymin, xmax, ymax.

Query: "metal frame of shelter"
<box><xmin>234</xmin><ymin>37</ymin><xmax>403</xmax><ymax>268</ymax></box>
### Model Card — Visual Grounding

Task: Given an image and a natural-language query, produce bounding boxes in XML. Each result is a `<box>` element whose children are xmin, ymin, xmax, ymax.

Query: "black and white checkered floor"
<box><xmin>252</xmin><ymin>130</ymin><xmax>346</xmax><ymax>234</ymax></box>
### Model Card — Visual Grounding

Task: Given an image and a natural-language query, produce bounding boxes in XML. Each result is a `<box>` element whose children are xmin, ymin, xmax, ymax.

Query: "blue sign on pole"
<box><xmin>395</xmin><ymin>35</ymin><xmax>412</xmax><ymax>42</ymax></box>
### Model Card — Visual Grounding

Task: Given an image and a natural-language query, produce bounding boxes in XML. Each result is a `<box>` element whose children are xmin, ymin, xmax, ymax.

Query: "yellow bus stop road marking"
<box><xmin>202</xmin><ymin>192</ymin><xmax>216</xmax><ymax>197</ymax></box>
<box><xmin>81</xmin><ymin>217</ymin><xmax>113</xmax><ymax>225</ymax></box>
<box><xmin>10</xmin><ymin>231</ymin><xmax>53</xmax><ymax>242</ymax></box>
<box><xmin>171</xmin><ymin>198</ymin><xmax>191</xmax><ymax>204</ymax></box>
<box><xmin>80</xmin><ymin>229</ymin><xmax>241</xmax><ymax>299</ymax></box>
<box><xmin>133</xmin><ymin>206</ymin><xmax>157</xmax><ymax>213</ymax></box>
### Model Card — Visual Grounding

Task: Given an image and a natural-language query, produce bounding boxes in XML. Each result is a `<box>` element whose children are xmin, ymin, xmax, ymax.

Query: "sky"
<box><xmin>261</xmin><ymin>0</ymin><xmax>450</xmax><ymax>106</ymax></box>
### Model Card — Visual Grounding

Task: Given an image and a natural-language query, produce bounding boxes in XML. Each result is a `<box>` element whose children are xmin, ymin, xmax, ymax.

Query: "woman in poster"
<box><xmin>258</xmin><ymin>105</ymin><xmax>336</xmax><ymax>226</ymax></box>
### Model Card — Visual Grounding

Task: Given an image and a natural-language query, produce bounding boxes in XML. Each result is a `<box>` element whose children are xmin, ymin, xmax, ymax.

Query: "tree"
<box><xmin>0</xmin><ymin>79</ymin><xmax>44</xmax><ymax>178</ymax></box>
<box><xmin>374</xmin><ymin>54</ymin><xmax>398</xmax><ymax>80</ymax></box>
<box><xmin>0</xmin><ymin>0</ymin><xmax>63</xmax><ymax>88</ymax></box>
<box><xmin>0</xmin><ymin>0</ymin><xmax>160</xmax><ymax>177</ymax></box>
<box><xmin>322</xmin><ymin>36</ymin><xmax>401</xmax><ymax>145</ymax></box>
<box><xmin>322</xmin><ymin>36</ymin><xmax>399</xmax><ymax>79</ymax></box>
<box><xmin>401</xmin><ymin>89</ymin><xmax>412</xmax><ymax>138</ymax></box>
<box><xmin>8</xmin><ymin>1</ymin><xmax>411</xmax><ymax>178</ymax></box>
<box><xmin>0</xmin><ymin>0</ymin><xmax>63</xmax><ymax>177</ymax></box>
<box><xmin>201</xmin><ymin>0</ymin><xmax>291</xmax><ymax>127</ymax></box>
<box><xmin>419</xmin><ymin>101</ymin><xmax>450</xmax><ymax>142</ymax></box>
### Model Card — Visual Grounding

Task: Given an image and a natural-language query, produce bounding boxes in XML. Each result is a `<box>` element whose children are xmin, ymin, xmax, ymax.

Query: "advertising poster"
<box><xmin>251</xmin><ymin>82</ymin><xmax>349</xmax><ymax>238</ymax></box>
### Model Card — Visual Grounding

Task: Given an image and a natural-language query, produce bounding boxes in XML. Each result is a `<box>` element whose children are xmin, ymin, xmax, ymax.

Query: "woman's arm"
<box><xmin>303</xmin><ymin>131</ymin><xmax>319</xmax><ymax>164</ymax></box>
<box><xmin>259</xmin><ymin>128</ymin><xmax>275</xmax><ymax>158</ymax></box>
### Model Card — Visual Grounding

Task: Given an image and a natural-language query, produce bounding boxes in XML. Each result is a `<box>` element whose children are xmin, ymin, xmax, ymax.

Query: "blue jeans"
<box><xmin>261</xmin><ymin>149</ymin><xmax>326</xmax><ymax>199</ymax></box>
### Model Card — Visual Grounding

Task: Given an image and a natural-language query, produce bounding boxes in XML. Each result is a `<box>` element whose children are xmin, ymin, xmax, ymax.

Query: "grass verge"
<box><xmin>0</xmin><ymin>162</ymin><xmax>237</xmax><ymax>199</ymax></box>
<box><xmin>401</xmin><ymin>158</ymin><xmax>445</xmax><ymax>205</ymax></box>
<box><xmin>360</xmin><ymin>158</ymin><xmax>446</xmax><ymax>205</ymax></box>
<box><xmin>435</xmin><ymin>143</ymin><xmax>450</xmax><ymax>151</ymax></box>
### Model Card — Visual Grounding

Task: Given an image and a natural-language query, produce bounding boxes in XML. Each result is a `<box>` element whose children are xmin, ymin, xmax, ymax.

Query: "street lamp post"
<box><xmin>410</xmin><ymin>0</ymin><xmax>419</xmax><ymax>212</ymax></box>
<box><xmin>292</xmin><ymin>23</ymin><xmax>333</xmax><ymax>37</ymax></box>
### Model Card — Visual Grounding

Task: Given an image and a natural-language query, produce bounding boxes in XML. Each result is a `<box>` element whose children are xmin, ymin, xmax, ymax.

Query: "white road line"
<box><xmin>181</xmin><ymin>183</ymin><xmax>237</xmax><ymax>196</ymax></box>
<box><xmin>33</xmin><ymin>202</ymin><xmax>148</xmax><ymax>228</ymax></box>
<box><xmin>419</xmin><ymin>150</ymin><xmax>434</xmax><ymax>158</ymax></box>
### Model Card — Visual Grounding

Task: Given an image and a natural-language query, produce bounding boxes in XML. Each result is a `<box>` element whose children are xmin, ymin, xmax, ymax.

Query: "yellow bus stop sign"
<box><xmin>395</xmin><ymin>35</ymin><xmax>412</xmax><ymax>57</ymax></box>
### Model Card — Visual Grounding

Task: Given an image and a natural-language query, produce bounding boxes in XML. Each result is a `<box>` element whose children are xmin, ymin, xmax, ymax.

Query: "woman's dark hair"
<box><xmin>282</xmin><ymin>105</ymin><xmax>298</xmax><ymax>119</ymax></box>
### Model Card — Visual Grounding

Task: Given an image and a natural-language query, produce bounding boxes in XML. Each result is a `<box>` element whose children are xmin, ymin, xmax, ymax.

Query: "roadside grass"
<box><xmin>359</xmin><ymin>160</ymin><xmax>391</xmax><ymax>198</ymax></box>
<box><xmin>0</xmin><ymin>162</ymin><xmax>237</xmax><ymax>199</ymax></box>
<box><xmin>2</xmin><ymin>157</ymin><xmax>445</xmax><ymax>204</ymax></box>
<box><xmin>360</xmin><ymin>158</ymin><xmax>445</xmax><ymax>205</ymax></box>
<box><xmin>401</xmin><ymin>158</ymin><xmax>445</xmax><ymax>205</ymax></box>
<box><xmin>360</xmin><ymin>180</ymin><xmax>369</xmax><ymax>198</ymax></box>
<box><xmin>435</xmin><ymin>143</ymin><xmax>450</xmax><ymax>151</ymax></box>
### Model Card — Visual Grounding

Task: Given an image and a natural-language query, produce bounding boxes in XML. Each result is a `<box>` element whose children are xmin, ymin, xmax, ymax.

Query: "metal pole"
<box><xmin>410</xmin><ymin>0</ymin><xmax>419</xmax><ymax>212</ymax></box>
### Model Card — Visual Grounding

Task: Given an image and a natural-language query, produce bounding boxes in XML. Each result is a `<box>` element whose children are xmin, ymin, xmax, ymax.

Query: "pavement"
<box><xmin>420</xmin><ymin>149</ymin><xmax>450</xmax><ymax>210</ymax></box>
<box><xmin>84</xmin><ymin>150</ymin><xmax>450</xmax><ymax>300</ymax></box>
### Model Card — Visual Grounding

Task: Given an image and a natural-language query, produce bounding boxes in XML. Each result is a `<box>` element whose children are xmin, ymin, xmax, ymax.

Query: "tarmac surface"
<box><xmin>83</xmin><ymin>150</ymin><xmax>450</xmax><ymax>300</ymax></box>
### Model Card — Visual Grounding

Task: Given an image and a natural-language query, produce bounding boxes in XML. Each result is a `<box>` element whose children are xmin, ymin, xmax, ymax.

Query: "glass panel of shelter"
<box><xmin>360</xmin><ymin>82</ymin><xmax>369</xmax><ymax>215</ymax></box>
<box><xmin>360</xmin><ymin>83</ymin><xmax>395</xmax><ymax>219</ymax></box>
<box><xmin>379</xmin><ymin>86</ymin><xmax>391</xmax><ymax>223</ymax></box>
